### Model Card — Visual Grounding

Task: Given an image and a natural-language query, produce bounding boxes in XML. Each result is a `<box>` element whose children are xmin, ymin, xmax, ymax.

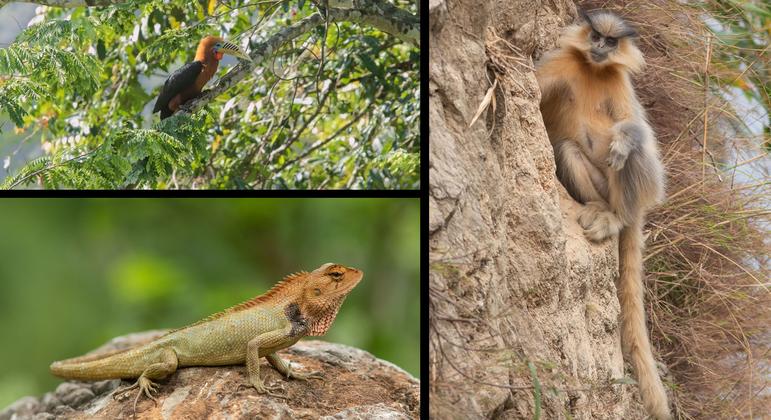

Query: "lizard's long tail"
<box><xmin>618</xmin><ymin>219</ymin><xmax>671</xmax><ymax>420</ymax></box>
<box><xmin>50</xmin><ymin>346</ymin><xmax>148</xmax><ymax>380</ymax></box>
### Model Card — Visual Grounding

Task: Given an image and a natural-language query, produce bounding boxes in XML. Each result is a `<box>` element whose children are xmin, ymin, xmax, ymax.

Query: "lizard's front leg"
<box><xmin>266</xmin><ymin>353</ymin><xmax>323</xmax><ymax>381</ymax></box>
<box><xmin>244</xmin><ymin>330</ymin><xmax>292</xmax><ymax>398</ymax></box>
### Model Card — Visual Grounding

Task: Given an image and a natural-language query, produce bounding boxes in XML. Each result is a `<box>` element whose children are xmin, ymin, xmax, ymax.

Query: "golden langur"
<box><xmin>536</xmin><ymin>10</ymin><xmax>670</xmax><ymax>420</ymax></box>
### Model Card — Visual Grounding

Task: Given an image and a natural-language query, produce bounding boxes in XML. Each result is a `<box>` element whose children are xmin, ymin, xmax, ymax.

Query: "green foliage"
<box><xmin>0</xmin><ymin>19</ymin><xmax>102</xmax><ymax>128</ymax></box>
<box><xmin>1</xmin><ymin>0</ymin><xmax>420</xmax><ymax>189</ymax></box>
<box><xmin>701</xmin><ymin>0</ymin><xmax>770</xmax><ymax>136</ymax></box>
<box><xmin>1</xmin><ymin>114</ymin><xmax>208</xmax><ymax>189</ymax></box>
<box><xmin>0</xmin><ymin>78</ymin><xmax>45</xmax><ymax>127</ymax></box>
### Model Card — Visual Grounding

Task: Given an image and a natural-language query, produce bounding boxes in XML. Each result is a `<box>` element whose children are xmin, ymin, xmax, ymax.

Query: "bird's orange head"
<box><xmin>195</xmin><ymin>36</ymin><xmax>252</xmax><ymax>63</ymax></box>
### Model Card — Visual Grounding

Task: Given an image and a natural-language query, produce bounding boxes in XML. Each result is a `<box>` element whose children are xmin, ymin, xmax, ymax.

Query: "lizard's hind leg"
<box><xmin>112</xmin><ymin>348</ymin><xmax>178</xmax><ymax>416</ymax></box>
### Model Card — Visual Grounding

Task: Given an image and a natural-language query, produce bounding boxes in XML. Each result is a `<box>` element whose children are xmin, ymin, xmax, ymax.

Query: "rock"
<box><xmin>321</xmin><ymin>402</ymin><xmax>412</xmax><ymax>419</ymax></box>
<box><xmin>0</xmin><ymin>396</ymin><xmax>41</xmax><ymax>420</ymax></box>
<box><xmin>91</xmin><ymin>379</ymin><xmax>121</xmax><ymax>396</ymax></box>
<box><xmin>40</xmin><ymin>392</ymin><xmax>61</xmax><ymax>411</ymax></box>
<box><xmin>1</xmin><ymin>332</ymin><xmax>419</xmax><ymax>419</ymax></box>
<box><xmin>429</xmin><ymin>0</ymin><xmax>648</xmax><ymax>418</ymax></box>
<box><xmin>58</xmin><ymin>388</ymin><xmax>95</xmax><ymax>408</ymax></box>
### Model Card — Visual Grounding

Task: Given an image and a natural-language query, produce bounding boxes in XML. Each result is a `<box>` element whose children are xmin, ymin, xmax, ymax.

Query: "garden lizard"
<box><xmin>50</xmin><ymin>263</ymin><xmax>363</xmax><ymax>412</ymax></box>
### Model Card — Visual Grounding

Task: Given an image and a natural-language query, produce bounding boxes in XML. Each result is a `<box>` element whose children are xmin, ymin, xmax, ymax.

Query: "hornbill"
<box><xmin>153</xmin><ymin>36</ymin><xmax>252</xmax><ymax>120</ymax></box>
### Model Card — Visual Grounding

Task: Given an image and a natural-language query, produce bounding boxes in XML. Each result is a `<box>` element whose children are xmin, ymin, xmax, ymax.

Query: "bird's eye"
<box><xmin>606</xmin><ymin>37</ymin><xmax>617</xmax><ymax>47</ymax></box>
<box><xmin>591</xmin><ymin>31</ymin><xmax>600</xmax><ymax>42</ymax></box>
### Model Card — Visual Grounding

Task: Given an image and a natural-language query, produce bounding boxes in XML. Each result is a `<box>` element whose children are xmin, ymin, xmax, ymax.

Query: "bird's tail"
<box><xmin>618</xmin><ymin>219</ymin><xmax>671</xmax><ymax>420</ymax></box>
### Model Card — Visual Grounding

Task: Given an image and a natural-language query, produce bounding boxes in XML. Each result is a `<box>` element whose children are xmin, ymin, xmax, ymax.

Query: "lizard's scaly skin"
<box><xmin>50</xmin><ymin>263</ymin><xmax>363</xmax><ymax>403</ymax></box>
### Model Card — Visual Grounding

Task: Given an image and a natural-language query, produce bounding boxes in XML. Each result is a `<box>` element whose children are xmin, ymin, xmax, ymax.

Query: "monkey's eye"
<box><xmin>591</xmin><ymin>31</ymin><xmax>600</xmax><ymax>42</ymax></box>
<box><xmin>606</xmin><ymin>37</ymin><xmax>617</xmax><ymax>47</ymax></box>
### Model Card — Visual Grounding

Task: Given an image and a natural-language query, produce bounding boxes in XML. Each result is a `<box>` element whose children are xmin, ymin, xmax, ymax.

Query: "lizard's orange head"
<box><xmin>305</xmin><ymin>263</ymin><xmax>363</xmax><ymax>301</ymax></box>
<box><xmin>299</xmin><ymin>263</ymin><xmax>363</xmax><ymax>336</ymax></box>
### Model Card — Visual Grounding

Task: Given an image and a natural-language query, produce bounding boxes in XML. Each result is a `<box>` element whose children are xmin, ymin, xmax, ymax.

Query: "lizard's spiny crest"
<box><xmin>165</xmin><ymin>270</ymin><xmax>308</xmax><ymax>334</ymax></box>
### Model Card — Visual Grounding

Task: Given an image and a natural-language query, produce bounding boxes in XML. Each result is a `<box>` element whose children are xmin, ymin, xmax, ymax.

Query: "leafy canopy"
<box><xmin>0</xmin><ymin>0</ymin><xmax>420</xmax><ymax>189</ymax></box>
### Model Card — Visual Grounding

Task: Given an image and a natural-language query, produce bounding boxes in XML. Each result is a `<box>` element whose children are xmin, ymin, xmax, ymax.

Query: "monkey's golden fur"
<box><xmin>536</xmin><ymin>11</ymin><xmax>670</xmax><ymax>420</ymax></box>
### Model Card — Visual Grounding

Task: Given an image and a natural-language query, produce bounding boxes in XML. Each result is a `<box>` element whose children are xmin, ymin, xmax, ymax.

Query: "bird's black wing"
<box><xmin>152</xmin><ymin>60</ymin><xmax>203</xmax><ymax>116</ymax></box>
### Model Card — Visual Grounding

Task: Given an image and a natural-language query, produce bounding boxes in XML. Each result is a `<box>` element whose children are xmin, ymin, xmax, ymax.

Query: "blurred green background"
<box><xmin>0</xmin><ymin>198</ymin><xmax>419</xmax><ymax>408</ymax></box>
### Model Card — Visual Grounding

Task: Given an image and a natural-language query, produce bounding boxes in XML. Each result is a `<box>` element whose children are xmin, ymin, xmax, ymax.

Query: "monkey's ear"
<box><xmin>578</xmin><ymin>9</ymin><xmax>592</xmax><ymax>25</ymax></box>
<box><xmin>618</xmin><ymin>27</ymin><xmax>639</xmax><ymax>39</ymax></box>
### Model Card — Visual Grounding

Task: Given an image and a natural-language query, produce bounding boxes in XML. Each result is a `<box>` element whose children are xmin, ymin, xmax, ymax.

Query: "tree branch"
<box><xmin>274</xmin><ymin>97</ymin><xmax>373</xmax><ymax>173</ymax></box>
<box><xmin>0</xmin><ymin>0</ymin><xmax>121</xmax><ymax>7</ymax></box>
<box><xmin>6</xmin><ymin>147</ymin><xmax>99</xmax><ymax>189</ymax></box>
<box><xmin>1</xmin><ymin>0</ymin><xmax>418</xmax><ymax>47</ymax></box>
<box><xmin>177</xmin><ymin>5</ymin><xmax>416</xmax><ymax>117</ymax></box>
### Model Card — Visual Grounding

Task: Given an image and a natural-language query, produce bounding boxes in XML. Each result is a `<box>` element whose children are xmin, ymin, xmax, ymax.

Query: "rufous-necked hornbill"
<box><xmin>153</xmin><ymin>36</ymin><xmax>252</xmax><ymax>120</ymax></box>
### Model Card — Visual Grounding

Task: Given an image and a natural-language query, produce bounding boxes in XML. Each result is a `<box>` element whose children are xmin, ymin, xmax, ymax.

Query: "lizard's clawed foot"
<box><xmin>288</xmin><ymin>370</ymin><xmax>323</xmax><ymax>381</ymax></box>
<box><xmin>284</xmin><ymin>362</ymin><xmax>323</xmax><ymax>381</ymax></box>
<box><xmin>112</xmin><ymin>376</ymin><xmax>160</xmax><ymax>418</ymax></box>
<box><xmin>237</xmin><ymin>380</ymin><xmax>287</xmax><ymax>399</ymax></box>
<box><xmin>253</xmin><ymin>379</ymin><xmax>286</xmax><ymax>398</ymax></box>
<box><xmin>112</xmin><ymin>381</ymin><xmax>139</xmax><ymax>401</ymax></box>
<box><xmin>137</xmin><ymin>376</ymin><xmax>160</xmax><ymax>403</ymax></box>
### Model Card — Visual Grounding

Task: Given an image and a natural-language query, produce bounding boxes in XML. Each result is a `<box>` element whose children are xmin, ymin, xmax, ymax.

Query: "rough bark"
<box><xmin>429</xmin><ymin>0</ymin><xmax>650</xmax><ymax>418</ymax></box>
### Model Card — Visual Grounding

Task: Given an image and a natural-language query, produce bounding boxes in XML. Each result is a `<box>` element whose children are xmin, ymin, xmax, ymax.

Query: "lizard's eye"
<box><xmin>313</xmin><ymin>288</ymin><xmax>321</xmax><ymax>296</ymax></box>
<box><xmin>330</xmin><ymin>271</ymin><xmax>343</xmax><ymax>279</ymax></box>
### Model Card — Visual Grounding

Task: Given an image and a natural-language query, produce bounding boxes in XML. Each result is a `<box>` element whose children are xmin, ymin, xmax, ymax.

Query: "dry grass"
<box><xmin>579</xmin><ymin>1</ymin><xmax>770</xmax><ymax>418</ymax></box>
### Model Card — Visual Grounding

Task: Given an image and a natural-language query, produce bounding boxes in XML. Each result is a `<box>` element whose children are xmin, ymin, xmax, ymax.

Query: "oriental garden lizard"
<box><xmin>50</xmin><ymin>263</ymin><xmax>363</xmax><ymax>413</ymax></box>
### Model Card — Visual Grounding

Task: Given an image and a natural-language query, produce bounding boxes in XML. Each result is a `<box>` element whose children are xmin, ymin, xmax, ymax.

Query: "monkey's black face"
<box><xmin>588</xmin><ymin>29</ymin><xmax>617</xmax><ymax>63</ymax></box>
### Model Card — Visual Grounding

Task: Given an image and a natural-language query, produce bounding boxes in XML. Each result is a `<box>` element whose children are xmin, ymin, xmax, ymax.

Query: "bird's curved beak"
<box><xmin>220</xmin><ymin>41</ymin><xmax>252</xmax><ymax>62</ymax></box>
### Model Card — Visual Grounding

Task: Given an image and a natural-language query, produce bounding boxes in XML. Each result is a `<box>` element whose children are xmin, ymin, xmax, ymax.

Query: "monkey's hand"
<box><xmin>607</xmin><ymin>122</ymin><xmax>644</xmax><ymax>171</ymax></box>
<box><xmin>607</xmin><ymin>140</ymin><xmax>630</xmax><ymax>171</ymax></box>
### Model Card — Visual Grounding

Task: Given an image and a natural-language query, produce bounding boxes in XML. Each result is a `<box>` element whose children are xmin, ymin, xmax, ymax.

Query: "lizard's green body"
<box><xmin>50</xmin><ymin>263</ymin><xmax>363</xmax><ymax>407</ymax></box>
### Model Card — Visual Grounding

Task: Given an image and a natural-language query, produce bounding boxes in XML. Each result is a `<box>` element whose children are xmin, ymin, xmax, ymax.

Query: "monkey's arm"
<box><xmin>535</xmin><ymin>52</ymin><xmax>573</xmax><ymax>100</ymax></box>
<box><xmin>606</xmin><ymin>87</ymin><xmax>655</xmax><ymax>170</ymax></box>
<box><xmin>535</xmin><ymin>69</ymin><xmax>567</xmax><ymax>102</ymax></box>
<box><xmin>608</xmin><ymin>120</ymin><xmax>650</xmax><ymax>170</ymax></box>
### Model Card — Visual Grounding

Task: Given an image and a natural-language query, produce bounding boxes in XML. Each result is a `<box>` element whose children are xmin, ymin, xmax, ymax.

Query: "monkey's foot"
<box><xmin>578</xmin><ymin>201</ymin><xmax>622</xmax><ymax>242</ymax></box>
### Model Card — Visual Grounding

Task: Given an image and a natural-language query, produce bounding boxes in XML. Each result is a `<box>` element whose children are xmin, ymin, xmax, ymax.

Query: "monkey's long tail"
<box><xmin>618</xmin><ymin>219</ymin><xmax>671</xmax><ymax>420</ymax></box>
